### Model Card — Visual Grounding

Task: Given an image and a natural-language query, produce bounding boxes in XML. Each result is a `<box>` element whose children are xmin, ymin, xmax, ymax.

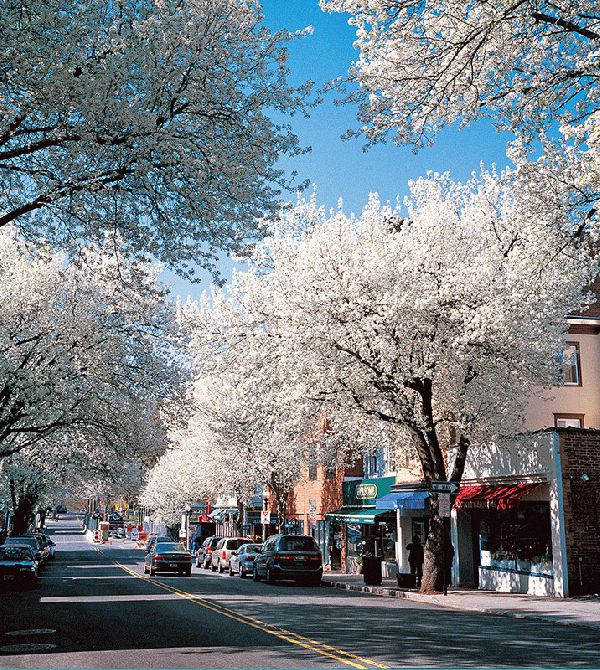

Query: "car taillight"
<box><xmin>221</xmin><ymin>551</ymin><xmax>226</xmax><ymax>560</ymax></box>
<box><xmin>207</xmin><ymin>547</ymin><xmax>212</xmax><ymax>554</ymax></box>
<box><xmin>243</xmin><ymin>556</ymin><xmax>254</xmax><ymax>562</ymax></box>
<box><xmin>155</xmin><ymin>555</ymin><xmax>165</xmax><ymax>561</ymax></box>
<box><xmin>274</xmin><ymin>553</ymin><xmax>294</xmax><ymax>561</ymax></box>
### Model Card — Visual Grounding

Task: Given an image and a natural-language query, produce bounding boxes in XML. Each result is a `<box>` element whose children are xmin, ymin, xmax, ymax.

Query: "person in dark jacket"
<box><xmin>407</xmin><ymin>534</ymin><xmax>424</xmax><ymax>587</ymax></box>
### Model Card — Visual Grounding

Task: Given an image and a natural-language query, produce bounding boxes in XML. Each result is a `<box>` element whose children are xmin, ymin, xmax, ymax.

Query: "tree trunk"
<box><xmin>420</xmin><ymin>496</ymin><xmax>454</xmax><ymax>593</ymax></box>
<box><xmin>236</xmin><ymin>499</ymin><xmax>244</xmax><ymax>535</ymax></box>
<box><xmin>12</xmin><ymin>493</ymin><xmax>36</xmax><ymax>535</ymax></box>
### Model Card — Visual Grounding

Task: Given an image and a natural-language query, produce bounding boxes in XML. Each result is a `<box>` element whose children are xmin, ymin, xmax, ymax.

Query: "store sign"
<box><xmin>438</xmin><ymin>493</ymin><xmax>451</xmax><ymax>517</ymax></box>
<box><xmin>355</xmin><ymin>484</ymin><xmax>377</xmax><ymax>500</ymax></box>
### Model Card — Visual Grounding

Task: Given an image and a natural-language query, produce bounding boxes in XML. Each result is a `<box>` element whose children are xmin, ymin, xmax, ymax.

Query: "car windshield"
<box><xmin>155</xmin><ymin>543</ymin><xmax>186</xmax><ymax>553</ymax></box>
<box><xmin>279</xmin><ymin>537</ymin><xmax>319</xmax><ymax>552</ymax></box>
<box><xmin>152</xmin><ymin>537</ymin><xmax>171</xmax><ymax>544</ymax></box>
<box><xmin>243</xmin><ymin>544</ymin><xmax>262</xmax><ymax>553</ymax></box>
<box><xmin>226</xmin><ymin>539</ymin><xmax>247</xmax><ymax>550</ymax></box>
<box><xmin>0</xmin><ymin>547</ymin><xmax>32</xmax><ymax>561</ymax></box>
<box><xmin>5</xmin><ymin>537</ymin><xmax>36</xmax><ymax>547</ymax></box>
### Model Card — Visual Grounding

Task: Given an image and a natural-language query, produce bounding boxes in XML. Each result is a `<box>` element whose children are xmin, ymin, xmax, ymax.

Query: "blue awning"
<box><xmin>376</xmin><ymin>490</ymin><xmax>429</xmax><ymax>513</ymax></box>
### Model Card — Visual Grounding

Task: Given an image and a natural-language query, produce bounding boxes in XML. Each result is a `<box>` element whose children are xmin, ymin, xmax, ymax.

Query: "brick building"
<box><xmin>558</xmin><ymin>428</ymin><xmax>600</xmax><ymax>595</ymax></box>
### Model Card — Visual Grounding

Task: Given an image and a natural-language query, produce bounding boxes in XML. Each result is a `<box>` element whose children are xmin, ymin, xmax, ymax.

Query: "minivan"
<box><xmin>253</xmin><ymin>534</ymin><xmax>322</xmax><ymax>586</ymax></box>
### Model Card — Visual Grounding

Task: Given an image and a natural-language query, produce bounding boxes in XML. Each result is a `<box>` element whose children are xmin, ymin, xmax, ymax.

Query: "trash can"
<box><xmin>363</xmin><ymin>556</ymin><xmax>383</xmax><ymax>585</ymax></box>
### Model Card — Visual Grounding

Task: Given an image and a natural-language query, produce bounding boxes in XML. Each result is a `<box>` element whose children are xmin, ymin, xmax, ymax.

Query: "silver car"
<box><xmin>211</xmin><ymin>537</ymin><xmax>251</xmax><ymax>573</ymax></box>
<box><xmin>229</xmin><ymin>543</ymin><xmax>263</xmax><ymax>577</ymax></box>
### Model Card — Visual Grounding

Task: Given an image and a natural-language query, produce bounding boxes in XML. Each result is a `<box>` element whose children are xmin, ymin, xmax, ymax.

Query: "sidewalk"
<box><xmin>321</xmin><ymin>572</ymin><xmax>600</xmax><ymax>631</ymax></box>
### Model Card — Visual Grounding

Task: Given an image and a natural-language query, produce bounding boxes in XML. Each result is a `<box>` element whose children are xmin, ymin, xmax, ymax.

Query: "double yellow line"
<box><xmin>114</xmin><ymin>561</ymin><xmax>388</xmax><ymax>669</ymax></box>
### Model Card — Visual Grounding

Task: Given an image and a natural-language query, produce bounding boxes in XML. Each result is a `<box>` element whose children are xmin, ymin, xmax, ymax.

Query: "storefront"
<box><xmin>376</xmin><ymin>484</ymin><xmax>431</xmax><ymax>580</ymax></box>
<box><xmin>325</xmin><ymin>476</ymin><xmax>396</xmax><ymax>575</ymax></box>
<box><xmin>209</xmin><ymin>508</ymin><xmax>239</xmax><ymax>537</ymax></box>
<box><xmin>448</xmin><ymin>432</ymin><xmax>569</xmax><ymax>596</ymax></box>
<box><xmin>453</xmin><ymin>481</ymin><xmax>554</xmax><ymax>595</ymax></box>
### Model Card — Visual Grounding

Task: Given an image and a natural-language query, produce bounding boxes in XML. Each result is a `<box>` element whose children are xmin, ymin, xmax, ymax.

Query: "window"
<box><xmin>308</xmin><ymin>453</ymin><xmax>317</xmax><ymax>481</ymax></box>
<box><xmin>562</xmin><ymin>342</ymin><xmax>581</xmax><ymax>385</ymax></box>
<box><xmin>554</xmin><ymin>413</ymin><xmax>584</xmax><ymax>428</ymax></box>
<box><xmin>325</xmin><ymin>464</ymin><xmax>336</xmax><ymax>480</ymax></box>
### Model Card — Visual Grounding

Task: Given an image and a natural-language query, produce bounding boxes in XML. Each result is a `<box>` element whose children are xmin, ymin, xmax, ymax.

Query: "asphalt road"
<box><xmin>1</xmin><ymin>515</ymin><xmax>599</xmax><ymax>668</ymax></box>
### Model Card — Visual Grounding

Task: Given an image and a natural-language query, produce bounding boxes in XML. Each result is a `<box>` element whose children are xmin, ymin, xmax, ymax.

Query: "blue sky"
<box><xmin>170</xmin><ymin>0</ymin><xmax>514</xmax><ymax>300</ymax></box>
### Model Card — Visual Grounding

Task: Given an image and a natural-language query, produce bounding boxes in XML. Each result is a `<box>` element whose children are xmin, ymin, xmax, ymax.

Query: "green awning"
<box><xmin>325</xmin><ymin>507</ymin><xmax>394</xmax><ymax>525</ymax></box>
<box><xmin>209</xmin><ymin>508</ymin><xmax>239</xmax><ymax>523</ymax></box>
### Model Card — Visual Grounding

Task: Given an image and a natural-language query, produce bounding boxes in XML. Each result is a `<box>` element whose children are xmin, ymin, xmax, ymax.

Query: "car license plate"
<box><xmin>297</xmin><ymin>556</ymin><xmax>306</xmax><ymax>561</ymax></box>
<box><xmin>3</xmin><ymin>574</ymin><xmax>15</xmax><ymax>581</ymax></box>
<box><xmin>169</xmin><ymin>563</ymin><xmax>177</xmax><ymax>568</ymax></box>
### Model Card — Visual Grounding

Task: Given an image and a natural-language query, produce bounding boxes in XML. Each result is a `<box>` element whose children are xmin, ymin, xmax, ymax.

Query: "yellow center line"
<box><xmin>114</xmin><ymin>561</ymin><xmax>388</xmax><ymax>670</ymax></box>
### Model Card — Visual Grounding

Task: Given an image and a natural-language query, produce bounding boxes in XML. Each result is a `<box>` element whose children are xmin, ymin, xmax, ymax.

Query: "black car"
<box><xmin>253</xmin><ymin>535</ymin><xmax>322</xmax><ymax>586</ymax></box>
<box><xmin>108</xmin><ymin>513</ymin><xmax>124</xmax><ymax>530</ymax></box>
<box><xmin>4</xmin><ymin>535</ymin><xmax>47</xmax><ymax>565</ymax></box>
<box><xmin>195</xmin><ymin>535</ymin><xmax>223</xmax><ymax>568</ymax></box>
<box><xmin>0</xmin><ymin>545</ymin><xmax>38</xmax><ymax>587</ymax></box>
<box><xmin>144</xmin><ymin>542</ymin><xmax>191</xmax><ymax>576</ymax></box>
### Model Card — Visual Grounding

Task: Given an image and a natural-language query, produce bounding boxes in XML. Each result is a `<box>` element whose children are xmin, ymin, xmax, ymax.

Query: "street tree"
<box><xmin>210</xmin><ymin>174</ymin><xmax>596</xmax><ymax>591</ymax></box>
<box><xmin>321</xmin><ymin>0</ymin><xmax>599</xmax><ymax>223</ymax></box>
<box><xmin>0</xmin><ymin>0</ymin><xmax>311</xmax><ymax>277</ymax></box>
<box><xmin>179</xmin><ymin>286</ymin><xmax>337</xmax><ymax>528</ymax></box>
<box><xmin>0</xmin><ymin>226</ymin><xmax>183</xmax><ymax>463</ymax></box>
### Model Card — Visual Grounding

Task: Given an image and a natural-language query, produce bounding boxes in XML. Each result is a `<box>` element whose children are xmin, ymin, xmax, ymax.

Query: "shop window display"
<box><xmin>478</xmin><ymin>503</ymin><xmax>553</xmax><ymax>577</ymax></box>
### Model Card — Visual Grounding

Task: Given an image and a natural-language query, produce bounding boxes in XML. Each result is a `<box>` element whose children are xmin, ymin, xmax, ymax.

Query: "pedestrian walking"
<box><xmin>407</xmin><ymin>534</ymin><xmax>424</xmax><ymax>587</ymax></box>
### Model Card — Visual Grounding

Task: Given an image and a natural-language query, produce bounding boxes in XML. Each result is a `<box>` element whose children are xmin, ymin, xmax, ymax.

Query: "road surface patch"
<box><xmin>114</xmin><ymin>561</ymin><xmax>388</xmax><ymax>670</ymax></box>
<box><xmin>0</xmin><ymin>643</ymin><xmax>57</xmax><ymax>653</ymax></box>
<box><xmin>5</xmin><ymin>629</ymin><xmax>56</xmax><ymax>636</ymax></box>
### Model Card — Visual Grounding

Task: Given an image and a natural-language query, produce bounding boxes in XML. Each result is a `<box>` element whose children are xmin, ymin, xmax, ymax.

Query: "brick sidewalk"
<box><xmin>321</xmin><ymin>572</ymin><xmax>600</xmax><ymax>631</ymax></box>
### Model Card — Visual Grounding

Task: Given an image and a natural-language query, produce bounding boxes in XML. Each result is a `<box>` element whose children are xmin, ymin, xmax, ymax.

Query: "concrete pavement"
<box><xmin>322</xmin><ymin>572</ymin><xmax>600</xmax><ymax>631</ymax></box>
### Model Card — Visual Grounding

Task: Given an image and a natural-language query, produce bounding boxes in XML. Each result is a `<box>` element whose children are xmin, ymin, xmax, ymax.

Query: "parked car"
<box><xmin>253</xmin><ymin>535</ymin><xmax>323</xmax><ymax>586</ymax></box>
<box><xmin>229</xmin><ymin>543</ymin><xmax>263</xmax><ymax>578</ymax></box>
<box><xmin>108</xmin><ymin>513</ymin><xmax>124</xmax><ymax>530</ymax></box>
<box><xmin>0</xmin><ymin>545</ymin><xmax>38</xmax><ymax>587</ymax></box>
<box><xmin>195</xmin><ymin>535</ymin><xmax>222</xmax><ymax>568</ymax></box>
<box><xmin>211</xmin><ymin>537</ymin><xmax>251</xmax><ymax>573</ymax></box>
<box><xmin>34</xmin><ymin>533</ymin><xmax>56</xmax><ymax>559</ymax></box>
<box><xmin>56</xmin><ymin>505</ymin><xmax>67</xmax><ymax>514</ymax></box>
<box><xmin>144</xmin><ymin>541</ymin><xmax>191</xmax><ymax>576</ymax></box>
<box><xmin>144</xmin><ymin>535</ymin><xmax>172</xmax><ymax>554</ymax></box>
<box><xmin>4</xmin><ymin>535</ymin><xmax>48</xmax><ymax>565</ymax></box>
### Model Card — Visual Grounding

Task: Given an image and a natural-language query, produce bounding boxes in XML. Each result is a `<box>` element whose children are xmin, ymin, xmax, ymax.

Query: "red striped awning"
<box><xmin>453</xmin><ymin>483</ymin><xmax>542</xmax><ymax>511</ymax></box>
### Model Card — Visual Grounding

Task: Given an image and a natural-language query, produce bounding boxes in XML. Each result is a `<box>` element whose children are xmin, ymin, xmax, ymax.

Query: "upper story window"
<box><xmin>562</xmin><ymin>342</ymin><xmax>581</xmax><ymax>386</ymax></box>
<box><xmin>554</xmin><ymin>413</ymin><xmax>584</xmax><ymax>428</ymax></box>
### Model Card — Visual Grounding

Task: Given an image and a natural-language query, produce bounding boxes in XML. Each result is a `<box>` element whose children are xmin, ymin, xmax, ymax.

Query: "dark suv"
<box><xmin>195</xmin><ymin>535</ymin><xmax>223</xmax><ymax>569</ymax></box>
<box><xmin>253</xmin><ymin>535</ymin><xmax>322</xmax><ymax>586</ymax></box>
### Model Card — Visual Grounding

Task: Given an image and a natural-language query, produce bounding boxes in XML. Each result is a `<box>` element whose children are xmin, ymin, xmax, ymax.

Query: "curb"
<box><xmin>321</xmin><ymin>580</ymin><xmax>600</xmax><ymax>632</ymax></box>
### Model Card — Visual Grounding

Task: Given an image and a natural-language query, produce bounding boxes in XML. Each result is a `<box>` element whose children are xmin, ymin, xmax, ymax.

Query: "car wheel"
<box><xmin>186</xmin><ymin>568</ymin><xmax>191</xmax><ymax>576</ymax></box>
<box><xmin>253</xmin><ymin>565</ymin><xmax>261</xmax><ymax>582</ymax></box>
<box><xmin>239</xmin><ymin>565</ymin><xmax>245</xmax><ymax>578</ymax></box>
<box><xmin>266</xmin><ymin>565</ymin><xmax>275</xmax><ymax>584</ymax></box>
